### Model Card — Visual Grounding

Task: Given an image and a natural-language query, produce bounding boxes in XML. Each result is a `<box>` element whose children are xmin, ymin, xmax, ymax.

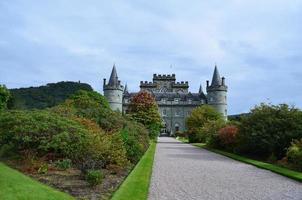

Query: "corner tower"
<box><xmin>206</xmin><ymin>65</ymin><xmax>228</xmax><ymax>120</ymax></box>
<box><xmin>103</xmin><ymin>65</ymin><xmax>124</xmax><ymax>112</ymax></box>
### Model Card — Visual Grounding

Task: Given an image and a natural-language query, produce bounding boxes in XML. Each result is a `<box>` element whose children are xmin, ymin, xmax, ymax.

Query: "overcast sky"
<box><xmin>0</xmin><ymin>0</ymin><xmax>302</xmax><ymax>114</ymax></box>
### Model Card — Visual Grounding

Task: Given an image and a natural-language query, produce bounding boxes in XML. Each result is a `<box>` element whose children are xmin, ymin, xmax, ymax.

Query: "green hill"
<box><xmin>8</xmin><ymin>81</ymin><xmax>93</xmax><ymax>109</ymax></box>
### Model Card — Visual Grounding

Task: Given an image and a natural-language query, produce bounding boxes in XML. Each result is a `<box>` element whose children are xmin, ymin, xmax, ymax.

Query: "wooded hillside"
<box><xmin>8</xmin><ymin>81</ymin><xmax>93</xmax><ymax>109</ymax></box>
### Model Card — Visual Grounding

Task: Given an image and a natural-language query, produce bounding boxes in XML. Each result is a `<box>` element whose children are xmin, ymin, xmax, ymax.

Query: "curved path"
<box><xmin>148</xmin><ymin>137</ymin><xmax>302</xmax><ymax>200</ymax></box>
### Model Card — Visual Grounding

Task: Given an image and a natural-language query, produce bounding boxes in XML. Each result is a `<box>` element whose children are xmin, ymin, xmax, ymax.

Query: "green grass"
<box><xmin>0</xmin><ymin>162</ymin><xmax>74</xmax><ymax>200</ymax></box>
<box><xmin>193</xmin><ymin>143</ymin><xmax>302</xmax><ymax>182</ymax></box>
<box><xmin>176</xmin><ymin>136</ymin><xmax>189</xmax><ymax>143</ymax></box>
<box><xmin>111</xmin><ymin>142</ymin><xmax>157</xmax><ymax>200</ymax></box>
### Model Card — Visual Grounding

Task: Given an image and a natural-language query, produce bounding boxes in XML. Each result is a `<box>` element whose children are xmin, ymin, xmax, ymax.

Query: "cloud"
<box><xmin>0</xmin><ymin>0</ymin><xmax>302</xmax><ymax>114</ymax></box>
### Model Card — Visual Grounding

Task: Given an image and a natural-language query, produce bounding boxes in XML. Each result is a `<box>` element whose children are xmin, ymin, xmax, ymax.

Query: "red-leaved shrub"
<box><xmin>218</xmin><ymin>125</ymin><xmax>239</xmax><ymax>150</ymax></box>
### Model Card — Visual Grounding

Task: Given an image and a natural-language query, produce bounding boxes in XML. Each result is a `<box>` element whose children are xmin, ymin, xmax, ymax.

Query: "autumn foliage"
<box><xmin>218</xmin><ymin>125</ymin><xmax>239</xmax><ymax>149</ymax></box>
<box><xmin>127</xmin><ymin>91</ymin><xmax>161</xmax><ymax>139</ymax></box>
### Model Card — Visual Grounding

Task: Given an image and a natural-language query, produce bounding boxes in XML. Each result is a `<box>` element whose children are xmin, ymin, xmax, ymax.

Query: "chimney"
<box><xmin>206</xmin><ymin>80</ymin><xmax>209</xmax><ymax>87</ymax></box>
<box><xmin>103</xmin><ymin>78</ymin><xmax>106</xmax><ymax>87</ymax></box>
<box><xmin>222</xmin><ymin>77</ymin><xmax>225</xmax><ymax>86</ymax></box>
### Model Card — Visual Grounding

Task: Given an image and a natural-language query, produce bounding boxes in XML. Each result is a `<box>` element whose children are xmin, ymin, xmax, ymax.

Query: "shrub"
<box><xmin>0</xmin><ymin>110</ymin><xmax>129</xmax><ymax>170</ymax></box>
<box><xmin>175</xmin><ymin>131</ymin><xmax>188</xmax><ymax>138</ymax></box>
<box><xmin>218</xmin><ymin>125</ymin><xmax>239</xmax><ymax>150</ymax></box>
<box><xmin>55</xmin><ymin>159</ymin><xmax>72</xmax><ymax>170</ymax></box>
<box><xmin>75</xmin><ymin>117</ymin><xmax>129</xmax><ymax>168</ymax></box>
<box><xmin>98</xmin><ymin>111</ymin><xmax>126</xmax><ymax>132</ymax></box>
<box><xmin>0</xmin><ymin>143</ymin><xmax>16</xmax><ymax>158</ymax></box>
<box><xmin>51</xmin><ymin>90</ymin><xmax>110</xmax><ymax>123</ymax></box>
<box><xmin>0</xmin><ymin>110</ymin><xmax>91</xmax><ymax>161</ymax></box>
<box><xmin>237</xmin><ymin>103</ymin><xmax>302</xmax><ymax>159</ymax></box>
<box><xmin>120</xmin><ymin>121</ymin><xmax>149</xmax><ymax>163</ymax></box>
<box><xmin>0</xmin><ymin>85</ymin><xmax>10</xmax><ymax>111</ymax></box>
<box><xmin>286</xmin><ymin>139</ymin><xmax>302</xmax><ymax>170</ymax></box>
<box><xmin>38</xmin><ymin>163</ymin><xmax>48</xmax><ymax>174</ymax></box>
<box><xmin>52</xmin><ymin>90</ymin><xmax>149</xmax><ymax>166</ymax></box>
<box><xmin>186</xmin><ymin>105</ymin><xmax>223</xmax><ymax>143</ymax></box>
<box><xmin>127</xmin><ymin>91</ymin><xmax>161</xmax><ymax>139</ymax></box>
<box><xmin>51</xmin><ymin>90</ymin><xmax>126</xmax><ymax>132</ymax></box>
<box><xmin>86</xmin><ymin>170</ymin><xmax>104</xmax><ymax>186</ymax></box>
<box><xmin>203</xmin><ymin>119</ymin><xmax>225</xmax><ymax>147</ymax></box>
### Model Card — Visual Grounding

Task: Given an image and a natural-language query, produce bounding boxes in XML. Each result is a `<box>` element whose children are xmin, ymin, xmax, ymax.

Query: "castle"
<box><xmin>103</xmin><ymin>65</ymin><xmax>228</xmax><ymax>136</ymax></box>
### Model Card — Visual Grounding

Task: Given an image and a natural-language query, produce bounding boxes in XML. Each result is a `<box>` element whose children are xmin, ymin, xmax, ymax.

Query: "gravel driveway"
<box><xmin>148</xmin><ymin>137</ymin><xmax>302</xmax><ymax>200</ymax></box>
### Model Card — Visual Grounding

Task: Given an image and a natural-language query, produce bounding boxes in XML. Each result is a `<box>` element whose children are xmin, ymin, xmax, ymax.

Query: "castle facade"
<box><xmin>103</xmin><ymin>65</ymin><xmax>228</xmax><ymax>136</ymax></box>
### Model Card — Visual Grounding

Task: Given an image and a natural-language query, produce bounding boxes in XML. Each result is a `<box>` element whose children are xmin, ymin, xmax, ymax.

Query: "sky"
<box><xmin>0</xmin><ymin>0</ymin><xmax>302</xmax><ymax>114</ymax></box>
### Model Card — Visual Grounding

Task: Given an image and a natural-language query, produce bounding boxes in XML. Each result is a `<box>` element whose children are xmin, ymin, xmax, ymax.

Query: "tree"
<box><xmin>186</xmin><ymin>105</ymin><xmax>223</xmax><ymax>143</ymax></box>
<box><xmin>8</xmin><ymin>81</ymin><xmax>93</xmax><ymax>109</ymax></box>
<box><xmin>0</xmin><ymin>85</ymin><xmax>10</xmax><ymax>111</ymax></box>
<box><xmin>238</xmin><ymin>103</ymin><xmax>302</xmax><ymax>159</ymax></box>
<box><xmin>127</xmin><ymin>91</ymin><xmax>161</xmax><ymax>139</ymax></box>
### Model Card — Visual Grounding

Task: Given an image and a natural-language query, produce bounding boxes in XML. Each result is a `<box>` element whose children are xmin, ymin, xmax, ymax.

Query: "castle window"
<box><xmin>175</xmin><ymin>109</ymin><xmax>180</xmax><ymax>116</ymax></box>
<box><xmin>163</xmin><ymin>109</ymin><xmax>167</xmax><ymax>116</ymax></box>
<box><xmin>174</xmin><ymin>98</ymin><xmax>180</xmax><ymax>103</ymax></box>
<box><xmin>210</xmin><ymin>97</ymin><xmax>213</xmax><ymax>102</ymax></box>
<box><xmin>188</xmin><ymin>99</ymin><xmax>192</xmax><ymax>104</ymax></box>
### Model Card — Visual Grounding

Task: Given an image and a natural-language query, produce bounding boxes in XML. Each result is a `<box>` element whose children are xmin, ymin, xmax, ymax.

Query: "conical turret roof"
<box><xmin>211</xmin><ymin>65</ymin><xmax>221</xmax><ymax>86</ymax></box>
<box><xmin>124</xmin><ymin>83</ymin><xmax>129</xmax><ymax>94</ymax></box>
<box><xmin>108</xmin><ymin>64</ymin><xmax>118</xmax><ymax>86</ymax></box>
<box><xmin>199</xmin><ymin>84</ymin><xmax>203</xmax><ymax>94</ymax></box>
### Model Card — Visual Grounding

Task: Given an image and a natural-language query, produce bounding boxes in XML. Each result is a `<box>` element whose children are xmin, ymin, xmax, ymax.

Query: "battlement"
<box><xmin>103</xmin><ymin>83</ymin><xmax>124</xmax><ymax>91</ymax></box>
<box><xmin>140</xmin><ymin>81</ymin><xmax>156</xmax><ymax>87</ymax></box>
<box><xmin>153</xmin><ymin>74</ymin><xmax>176</xmax><ymax>81</ymax></box>
<box><xmin>172</xmin><ymin>81</ymin><xmax>189</xmax><ymax>88</ymax></box>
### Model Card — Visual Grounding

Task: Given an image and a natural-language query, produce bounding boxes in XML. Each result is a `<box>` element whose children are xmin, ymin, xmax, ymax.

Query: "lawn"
<box><xmin>193</xmin><ymin>143</ymin><xmax>302</xmax><ymax>182</ymax></box>
<box><xmin>111</xmin><ymin>142</ymin><xmax>157</xmax><ymax>200</ymax></box>
<box><xmin>0</xmin><ymin>162</ymin><xmax>74</xmax><ymax>200</ymax></box>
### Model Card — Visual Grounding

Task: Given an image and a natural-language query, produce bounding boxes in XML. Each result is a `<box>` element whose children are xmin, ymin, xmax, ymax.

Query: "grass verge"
<box><xmin>111</xmin><ymin>142</ymin><xmax>157</xmax><ymax>200</ymax></box>
<box><xmin>176</xmin><ymin>136</ymin><xmax>189</xmax><ymax>143</ymax></box>
<box><xmin>193</xmin><ymin>143</ymin><xmax>302</xmax><ymax>182</ymax></box>
<box><xmin>0</xmin><ymin>162</ymin><xmax>74</xmax><ymax>200</ymax></box>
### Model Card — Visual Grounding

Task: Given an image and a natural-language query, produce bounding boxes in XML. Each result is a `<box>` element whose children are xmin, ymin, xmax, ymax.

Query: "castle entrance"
<box><xmin>160</xmin><ymin>121</ymin><xmax>170</xmax><ymax>136</ymax></box>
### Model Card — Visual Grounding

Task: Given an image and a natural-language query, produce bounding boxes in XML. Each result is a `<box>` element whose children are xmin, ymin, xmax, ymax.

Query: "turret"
<box><xmin>199</xmin><ymin>84</ymin><xmax>203</xmax><ymax>94</ymax></box>
<box><xmin>103</xmin><ymin>64</ymin><xmax>124</xmax><ymax>112</ymax></box>
<box><xmin>124</xmin><ymin>83</ymin><xmax>129</xmax><ymax>95</ymax></box>
<box><xmin>206</xmin><ymin>65</ymin><xmax>228</xmax><ymax>120</ymax></box>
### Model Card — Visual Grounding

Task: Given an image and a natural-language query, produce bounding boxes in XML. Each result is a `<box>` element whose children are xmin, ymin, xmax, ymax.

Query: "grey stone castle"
<box><xmin>103</xmin><ymin>65</ymin><xmax>228</xmax><ymax>135</ymax></box>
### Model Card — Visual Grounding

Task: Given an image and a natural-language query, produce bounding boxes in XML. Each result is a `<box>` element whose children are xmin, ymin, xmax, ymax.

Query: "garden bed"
<box><xmin>4</xmin><ymin>159</ymin><xmax>131</xmax><ymax>200</ymax></box>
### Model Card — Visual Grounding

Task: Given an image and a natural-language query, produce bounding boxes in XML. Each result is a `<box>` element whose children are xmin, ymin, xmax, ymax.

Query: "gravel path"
<box><xmin>148</xmin><ymin>137</ymin><xmax>302</xmax><ymax>200</ymax></box>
